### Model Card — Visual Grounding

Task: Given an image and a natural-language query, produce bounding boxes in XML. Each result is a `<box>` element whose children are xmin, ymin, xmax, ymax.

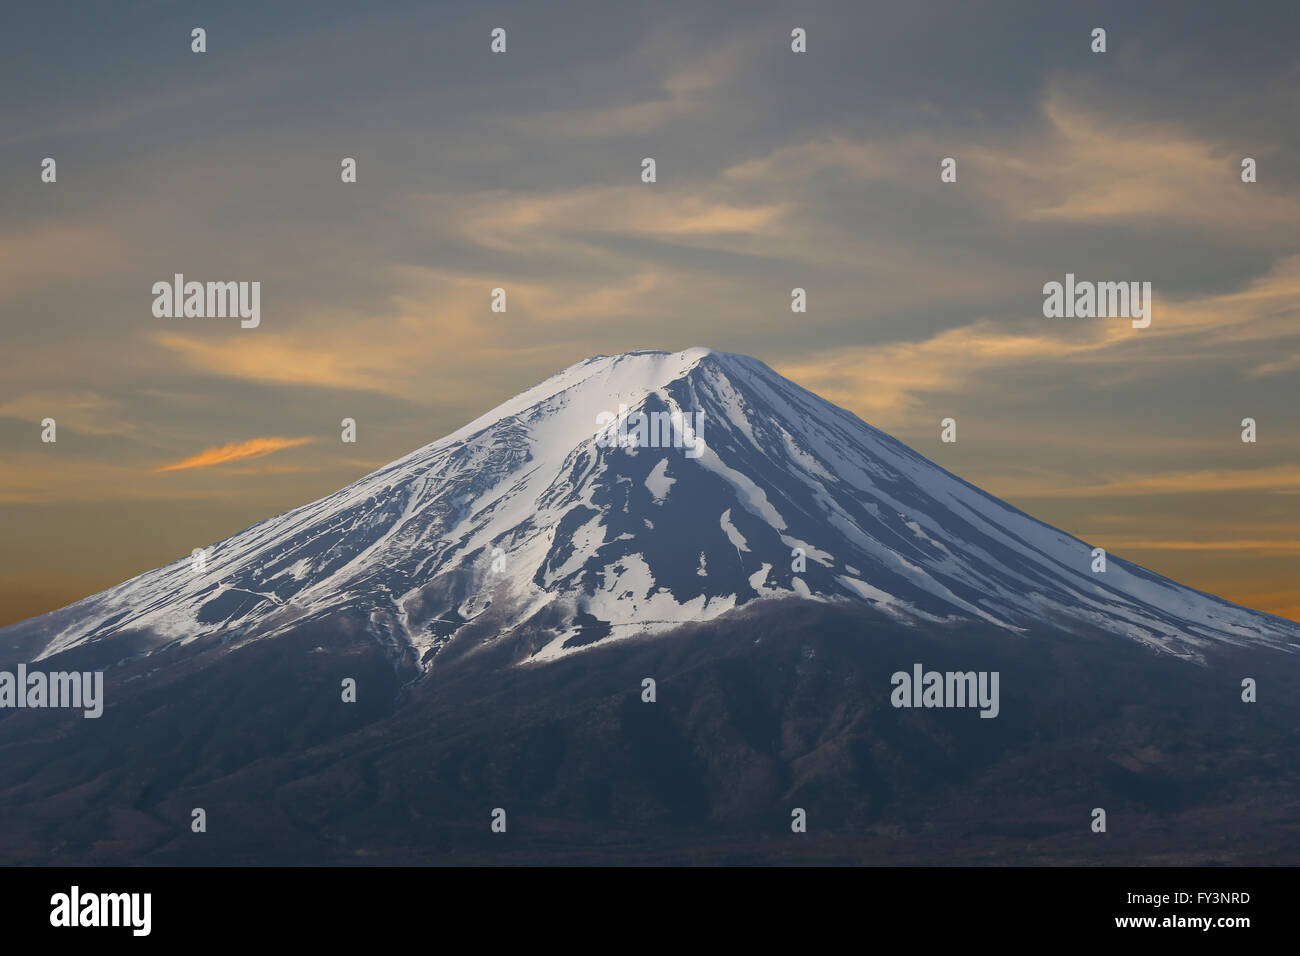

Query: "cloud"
<box><xmin>964</xmin><ymin>87</ymin><xmax>1300</xmax><ymax>237</ymax></box>
<box><xmin>151</xmin><ymin>330</ymin><xmax>414</xmax><ymax>396</ymax></box>
<box><xmin>154</xmin><ymin>436</ymin><xmax>315</xmax><ymax>473</ymax></box>
<box><xmin>0</xmin><ymin>222</ymin><xmax>125</xmax><ymax>301</ymax></box>
<box><xmin>0</xmin><ymin>391</ymin><xmax>145</xmax><ymax>439</ymax></box>
<box><xmin>416</xmin><ymin>186</ymin><xmax>790</xmax><ymax>257</ymax></box>
<box><xmin>988</xmin><ymin>465</ymin><xmax>1300</xmax><ymax>499</ymax></box>
<box><xmin>774</xmin><ymin>247</ymin><xmax>1300</xmax><ymax>431</ymax></box>
<box><xmin>149</xmin><ymin>280</ymin><xmax>582</xmax><ymax>407</ymax></box>
<box><xmin>773</xmin><ymin>319</ymin><xmax>1133</xmax><ymax>426</ymax></box>
<box><xmin>1098</xmin><ymin>537</ymin><xmax>1300</xmax><ymax>556</ymax></box>
<box><xmin>500</xmin><ymin>24</ymin><xmax>766</xmax><ymax>139</ymax></box>
<box><xmin>720</xmin><ymin>136</ymin><xmax>904</xmax><ymax>186</ymax></box>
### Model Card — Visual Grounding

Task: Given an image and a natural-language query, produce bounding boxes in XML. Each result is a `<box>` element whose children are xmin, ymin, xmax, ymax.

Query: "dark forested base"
<box><xmin>1</xmin><ymin>601</ymin><xmax>1296</xmax><ymax>867</ymax></box>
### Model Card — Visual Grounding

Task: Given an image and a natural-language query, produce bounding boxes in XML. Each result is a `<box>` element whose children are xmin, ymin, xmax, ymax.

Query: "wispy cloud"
<box><xmin>774</xmin><ymin>320</ymin><xmax>1133</xmax><ymax>426</ymax></box>
<box><xmin>1100</xmin><ymin>537</ymin><xmax>1300</xmax><ymax>555</ymax></box>
<box><xmin>501</xmin><ymin>23</ymin><xmax>767</xmax><ymax>139</ymax></box>
<box><xmin>154</xmin><ymin>436</ymin><xmax>315</xmax><ymax>473</ymax></box>
<box><xmin>990</xmin><ymin>465</ymin><xmax>1300</xmax><ymax>499</ymax></box>
<box><xmin>0</xmin><ymin>222</ymin><xmax>126</xmax><ymax>301</ymax></box>
<box><xmin>962</xmin><ymin>87</ymin><xmax>1300</xmax><ymax>237</ymax></box>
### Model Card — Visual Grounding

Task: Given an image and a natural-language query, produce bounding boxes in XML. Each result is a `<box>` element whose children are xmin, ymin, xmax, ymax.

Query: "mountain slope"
<box><xmin>5</xmin><ymin>348</ymin><xmax>1296</xmax><ymax>667</ymax></box>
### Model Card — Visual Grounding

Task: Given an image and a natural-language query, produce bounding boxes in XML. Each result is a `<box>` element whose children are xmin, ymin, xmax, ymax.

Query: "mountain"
<box><xmin>5</xmin><ymin>348</ymin><xmax>1295</xmax><ymax>672</ymax></box>
<box><xmin>2</xmin><ymin>348</ymin><xmax>1298</xmax><ymax>866</ymax></box>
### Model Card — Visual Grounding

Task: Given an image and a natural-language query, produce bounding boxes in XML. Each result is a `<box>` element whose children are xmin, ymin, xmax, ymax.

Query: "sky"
<box><xmin>1</xmin><ymin>0</ymin><xmax>1298</xmax><ymax>626</ymax></box>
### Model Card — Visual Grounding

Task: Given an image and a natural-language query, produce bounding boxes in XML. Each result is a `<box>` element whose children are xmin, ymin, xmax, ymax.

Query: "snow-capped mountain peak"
<box><xmin>8</xmin><ymin>348</ymin><xmax>1297</xmax><ymax>666</ymax></box>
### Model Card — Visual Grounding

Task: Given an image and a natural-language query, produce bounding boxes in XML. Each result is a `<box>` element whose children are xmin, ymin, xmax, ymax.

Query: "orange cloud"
<box><xmin>154</xmin><ymin>436</ymin><xmax>315</xmax><ymax>473</ymax></box>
